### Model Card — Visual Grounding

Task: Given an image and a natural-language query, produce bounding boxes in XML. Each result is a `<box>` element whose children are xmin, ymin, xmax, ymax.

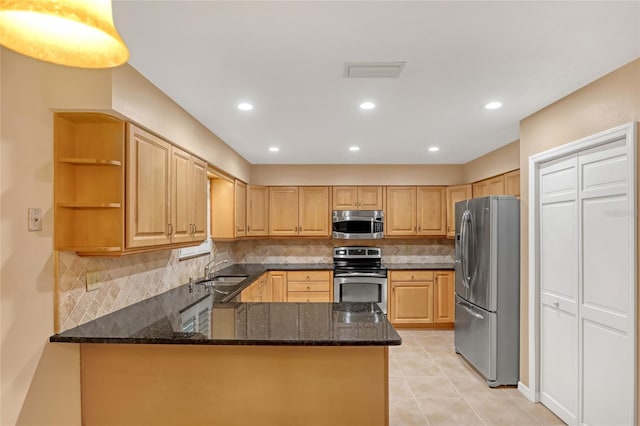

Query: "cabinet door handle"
<box><xmin>247</xmin><ymin>225</ymin><xmax>251</xmax><ymax>232</ymax></box>
<box><xmin>168</xmin><ymin>223</ymin><xmax>173</xmax><ymax>236</ymax></box>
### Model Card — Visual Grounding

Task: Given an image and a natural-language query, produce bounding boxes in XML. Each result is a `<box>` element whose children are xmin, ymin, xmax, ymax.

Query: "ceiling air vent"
<box><xmin>344</xmin><ymin>62</ymin><xmax>406</xmax><ymax>78</ymax></box>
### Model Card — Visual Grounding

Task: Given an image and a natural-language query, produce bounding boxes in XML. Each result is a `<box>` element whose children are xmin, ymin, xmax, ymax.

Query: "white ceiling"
<box><xmin>112</xmin><ymin>1</ymin><xmax>640</xmax><ymax>165</ymax></box>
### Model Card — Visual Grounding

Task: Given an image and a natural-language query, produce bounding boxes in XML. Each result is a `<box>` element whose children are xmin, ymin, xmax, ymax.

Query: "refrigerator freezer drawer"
<box><xmin>454</xmin><ymin>296</ymin><xmax>497</xmax><ymax>381</ymax></box>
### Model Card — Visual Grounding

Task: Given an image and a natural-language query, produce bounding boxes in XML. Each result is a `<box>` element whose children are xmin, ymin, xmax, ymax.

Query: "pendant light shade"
<box><xmin>0</xmin><ymin>0</ymin><xmax>129</xmax><ymax>68</ymax></box>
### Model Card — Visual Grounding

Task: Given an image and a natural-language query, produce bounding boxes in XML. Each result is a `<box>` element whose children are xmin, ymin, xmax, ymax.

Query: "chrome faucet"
<box><xmin>203</xmin><ymin>259</ymin><xmax>228</xmax><ymax>279</ymax></box>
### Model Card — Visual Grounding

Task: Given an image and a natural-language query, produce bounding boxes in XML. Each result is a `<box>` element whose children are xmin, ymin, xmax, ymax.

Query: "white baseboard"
<box><xmin>518</xmin><ymin>381</ymin><xmax>536</xmax><ymax>402</ymax></box>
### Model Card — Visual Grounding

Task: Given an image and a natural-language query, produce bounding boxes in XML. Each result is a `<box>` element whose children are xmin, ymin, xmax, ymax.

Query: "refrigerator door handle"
<box><xmin>458</xmin><ymin>299</ymin><xmax>484</xmax><ymax>320</ymax></box>
<box><xmin>461</xmin><ymin>209</ymin><xmax>471</xmax><ymax>288</ymax></box>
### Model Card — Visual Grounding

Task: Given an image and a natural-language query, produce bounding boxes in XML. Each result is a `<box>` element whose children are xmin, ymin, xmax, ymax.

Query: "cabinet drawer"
<box><xmin>287</xmin><ymin>291</ymin><xmax>331</xmax><ymax>303</ymax></box>
<box><xmin>287</xmin><ymin>281</ymin><xmax>331</xmax><ymax>292</ymax></box>
<box><xmin>287</xmin><ymin>270</ymin><xmax>331</xmax><ymax>282</ymax></box>
<box><xmin>390</xmin><ymin>270</ymin><xmax>434</xmax><ymax>281</ymax></box>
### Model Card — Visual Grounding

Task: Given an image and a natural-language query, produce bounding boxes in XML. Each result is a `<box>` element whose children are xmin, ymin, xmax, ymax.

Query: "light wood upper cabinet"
<box><xmin>126</xmin><ymin>124</ymin><xmax>172</xmax><ymax>248</ymax></box>
<box><xmin>55</xmin><ymin>114</ymin><xmax>207</xmax><ymax>255</ymax></box>
<box><xmin>299</xmin><ymin>186</ymin><xmax>330</xmax><ymax>236</ymax></box>
<box><xmin>504</xmin><ymin>170</ymin><xmax>520</xmax><ymax>198</ymax></box>
<box><xmin>417</xmin><ymin>187</ymin><xmax>446</xmax><ymax>235</ymax></box>
<box><xmin>358</xmin><ymin>186</ymin><xmax>384</xmax><ymax>210</ymax></box>
<box><xmin>445</xmin><ymin>184</ymin><xmax>472</xmax><ymax>238</ymax></box>
<box><xmin>190</xmin><ymin>158</ymin><xmax>208</xmax><ymax>241</ymax></box>
<box><xmin>332</xmin><ymin>186</ymin><xmax>383</xmax><ymax>210</ymax></box>
<box><xmin>385</xmin><ymin>186</ymin><xmax>417</xmax><ymax>236</ymax></box>
<box><xmin>386</xmin><ymin>186</ymin><xmax>446</xmax><ymax>236</ymax></box>
<box><xmin>269</xmin><ymin>186</ymin><xmax>330</xmax><ymax>236</ymax></box>
<box><xmin>54</xmin><ymin>113</ymin><xmax>125</xmax><ymax>254</ymax></box>
<box><xmin>472</xmin><ymin>174</ymin><xmax>505</xmax><ymax>198</ymax></box>
<box><xmin>211</xmin><ymin>178</ymin><xmax>235</xmax><ymax>239</ymax></box>
<box><xmin>235</xmin><ymin>180</ymin><xmax>247</xmax><ymax>237</ymax></box>
<box><xmin>211</xmin><ymin>178</ymin><xmax>248</xmax><ymax>240</ymax></box>
<box><xmin>247</xmin><ymin>185</ymin><xmax>269</xmax><ymax>236</ymax></box>
<box><xmin>127</xmin><ymin>125</ymin><xmax>207</xmax><ymax>248</ymax></box>
<box><xmin>434</xmin><ymin>271</ymin><xmax>454</xmax><ymax>323</ymax></box>
<box><xmin>172</xmin><ymin>150</ymin><xmax>207</xmax><ymax>244</ymax></box>
<box><xmin>269</xmin><ymin>186</ymin><xmax>299</xmax><ymax>235</ymax></box>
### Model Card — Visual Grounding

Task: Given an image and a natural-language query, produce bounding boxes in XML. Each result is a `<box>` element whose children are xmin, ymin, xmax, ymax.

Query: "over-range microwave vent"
<box><xmin>343</xmin><ymin>61</ymin><xmax>406</xmax><ymax>78</ymax></box>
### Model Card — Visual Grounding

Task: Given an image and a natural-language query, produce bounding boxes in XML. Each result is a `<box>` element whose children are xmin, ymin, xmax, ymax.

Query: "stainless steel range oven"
<box><xmin>333</xmin><ymin>246</ymin><xmax>387</xmax><ymax>314</ymax></box>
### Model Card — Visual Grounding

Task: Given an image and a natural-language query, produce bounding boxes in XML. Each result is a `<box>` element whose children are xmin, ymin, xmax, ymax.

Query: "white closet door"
<box><xmin>578</xmin><ymin>139</ymin><xmax>633</xmax><ymax>426</ymax></box>
<box><xmin>539</xmin><ymin>155</ymin><xmax>579</xmax><ymax>425</ymax></box>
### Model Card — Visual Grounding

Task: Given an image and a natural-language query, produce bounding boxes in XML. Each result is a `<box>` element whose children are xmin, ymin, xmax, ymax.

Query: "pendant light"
<box><xmin>0</xmin><ymin>0</ymin><xmax>129</xmax><ymax>68</ymax></box>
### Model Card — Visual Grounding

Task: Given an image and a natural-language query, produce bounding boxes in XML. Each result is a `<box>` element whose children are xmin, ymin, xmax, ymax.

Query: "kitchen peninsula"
<box><xmin>51</xmin><ymin>264</ymin><xmax>401</xmax><ymax>426</ymax></box>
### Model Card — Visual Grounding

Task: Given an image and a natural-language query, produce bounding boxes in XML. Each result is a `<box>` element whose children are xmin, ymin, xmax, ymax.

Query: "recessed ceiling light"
<box><xmin>237</xmin><ymin>102</ymin><xmax>254</xmax><ymax>111</ymax></box>
<box><xmin>359</xmin><ymin>102</ymin><xmax>375</xmax><ymax>110</ymax></box>
<box><xmin>269</xmin><ymin>147</ymin><xmax>279</xmax><ymax>152</ymax></box>
<box><xmin>484</xmin><ymin>101</ymin><xmax>502</xmax><ymax>110</ymax></box>
<box><xmin>428</xmin><ymin>146</ymin><xmax>440</xmax><ymax>152</ymax></box>
<box><xmin>349</xmin><ymin>146</ymin><xmax>360</xmax><ymax>152</ymax></box>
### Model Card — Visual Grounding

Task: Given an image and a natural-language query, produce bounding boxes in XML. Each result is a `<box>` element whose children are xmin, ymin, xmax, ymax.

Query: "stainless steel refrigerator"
<box><xmin>454</xmin><ymin>195</ymin><xmax>520</xmax><ymax>387</ymax></box>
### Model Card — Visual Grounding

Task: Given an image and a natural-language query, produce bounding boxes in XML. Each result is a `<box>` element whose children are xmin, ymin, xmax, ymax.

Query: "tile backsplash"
<box><xmin>232</xmin><ymin>238</ymin><xmax>454</xmax><ymax>264</ymax></box>
<box><xmin>56</xmin><ymin>238</ymin><xmax>453</xmax><ymax>331</ymax></box>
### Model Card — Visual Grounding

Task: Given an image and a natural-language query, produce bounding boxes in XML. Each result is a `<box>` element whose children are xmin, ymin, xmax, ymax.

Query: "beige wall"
<box><xmin>251</xmin><ymin>164</ymin><xmax>466</xmax><ymax>186</ymax></box>
<box><xmin>463</xmin><ymin>140</ymin><xmax>520</xmax><ymax>183</ymax></box>
<box><xmin>111</xmin><ymin>67</ymin><xmax>251</xmax><ymax>183</ymax></box>
<box><xmin>1</xmin><ymin>50</ymin><xmax>81</xmax><ymax>425</ymax></box>
<box><xmin>249</xmin><ymin>143</ymin><xmax>520</xmax><ymax>187</ymax></box>
<box><xmin>0</xmin><ymin>47</ymin><xmax>250</xmax><ymax>426</ymax></box>
<box><xmin>519</xmin><ymin>58</ymin><xmax>640</xmax><ymax>388</ymax></box>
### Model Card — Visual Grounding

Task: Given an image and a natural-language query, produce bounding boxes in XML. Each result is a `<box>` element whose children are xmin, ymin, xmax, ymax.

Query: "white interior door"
<box><xmin>534</xmin><ymin>126</ymin><xmax>636</xmax><ymax>426</ymax></box>
<box><xmin>578</xmin><ymin>139</ymin><xmax>634</xmax><ymax>426</ymax></box>
<box><xmin>539</xmin><ymin>155</ymin><xmax>579</xmax><ymax>425</ymax></box>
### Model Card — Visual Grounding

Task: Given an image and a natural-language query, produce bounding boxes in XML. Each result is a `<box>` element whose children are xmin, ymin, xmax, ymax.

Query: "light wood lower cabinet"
<box><xmin>287</xmin><ymin>271</ymin><xmax>332</xmax><ymax>302</ymax></box>
<box><xmin>434</xmin><ymin>271</ymin><xmax>455</xmax><ymax>323</ymax></box>
<box><xmin>240</xmin><ymin>273</ymin><xmax>269</xmax><ymax>302</ymax></box>
<box><xmin>269</xmin><ymin>271</ymin><xmax>287</xmax><ymax>302</ymax></box>
<box><xmin>388</xmin><ymin>270</ymin><xmax>454</xmax><ymax>327</ymax></box>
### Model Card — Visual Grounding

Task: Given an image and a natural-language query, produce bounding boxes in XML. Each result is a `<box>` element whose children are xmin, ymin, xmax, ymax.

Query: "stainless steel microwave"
<box><xmin>332</xmin><ymin>210</ymin><xmax>384</xmax><ymax>239</ymax></box>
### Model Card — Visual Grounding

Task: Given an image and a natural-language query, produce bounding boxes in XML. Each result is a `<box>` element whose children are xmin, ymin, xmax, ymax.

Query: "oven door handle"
<box><xmin>334</xmin><ymin>272</ymin><xmax>387</xmax><ymax>278</ymax></box>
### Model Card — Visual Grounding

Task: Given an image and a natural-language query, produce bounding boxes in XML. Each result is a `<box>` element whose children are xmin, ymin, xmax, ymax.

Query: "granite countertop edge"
<box><xmin>50</xmin><ymin>334</ymin><xmax>402</xmax><ymax>346</ymax></box>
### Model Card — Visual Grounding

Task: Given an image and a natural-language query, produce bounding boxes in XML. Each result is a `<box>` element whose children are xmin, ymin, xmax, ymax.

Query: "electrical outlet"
<box><xmin>86</xmin><ymin>271</ymin><xmax>103</xmax><ymax>292</ymax></box>
<box><xmin>28</xmin><ymin>208</ymin><xmax>42</xmax><ymax>231</ymax></box>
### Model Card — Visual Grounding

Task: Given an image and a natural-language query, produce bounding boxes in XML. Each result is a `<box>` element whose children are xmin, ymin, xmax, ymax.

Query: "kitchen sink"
<box><xmin>204</xmin><ymin>275</ymin><xmax>248</xmax><ymax>286</ymax></box>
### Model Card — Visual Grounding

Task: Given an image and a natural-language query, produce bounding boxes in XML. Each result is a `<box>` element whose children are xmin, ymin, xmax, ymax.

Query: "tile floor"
<box><xmin>388</xmin><ymin>329</ymin><xmax>565</xmax><ymax>426</ymax></box>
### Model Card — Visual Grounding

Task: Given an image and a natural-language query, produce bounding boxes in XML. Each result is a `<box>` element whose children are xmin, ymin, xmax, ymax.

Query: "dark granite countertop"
<box><xmin>197</xmin><ymin>263</ymin><xmax>334</xmax><ymax>302</ymax></box>
<box><xmin>50</xmin><ymin>263</ymin><xmax>400</xmax><ymax>346</ymax></box>
<box><xmin>384</xmin><ymin>262</ymin><xmax>455</xmax><ymax>270</ymax></box>
<box><xmin>49</xmin><ymin>261</ymin><xmax>453</xmax><ymax>346</ymax></box>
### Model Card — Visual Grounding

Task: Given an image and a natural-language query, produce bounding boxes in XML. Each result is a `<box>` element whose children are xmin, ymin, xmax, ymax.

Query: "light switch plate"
<box><xmin>28</xmin><ymin>208</ymin><xmax>42</xmax><ymax>231</ymax></box>
<box><xmin>86</xmin><ymin>271</ymin><xmax>103</xmax><ymax>292</ymax></box>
